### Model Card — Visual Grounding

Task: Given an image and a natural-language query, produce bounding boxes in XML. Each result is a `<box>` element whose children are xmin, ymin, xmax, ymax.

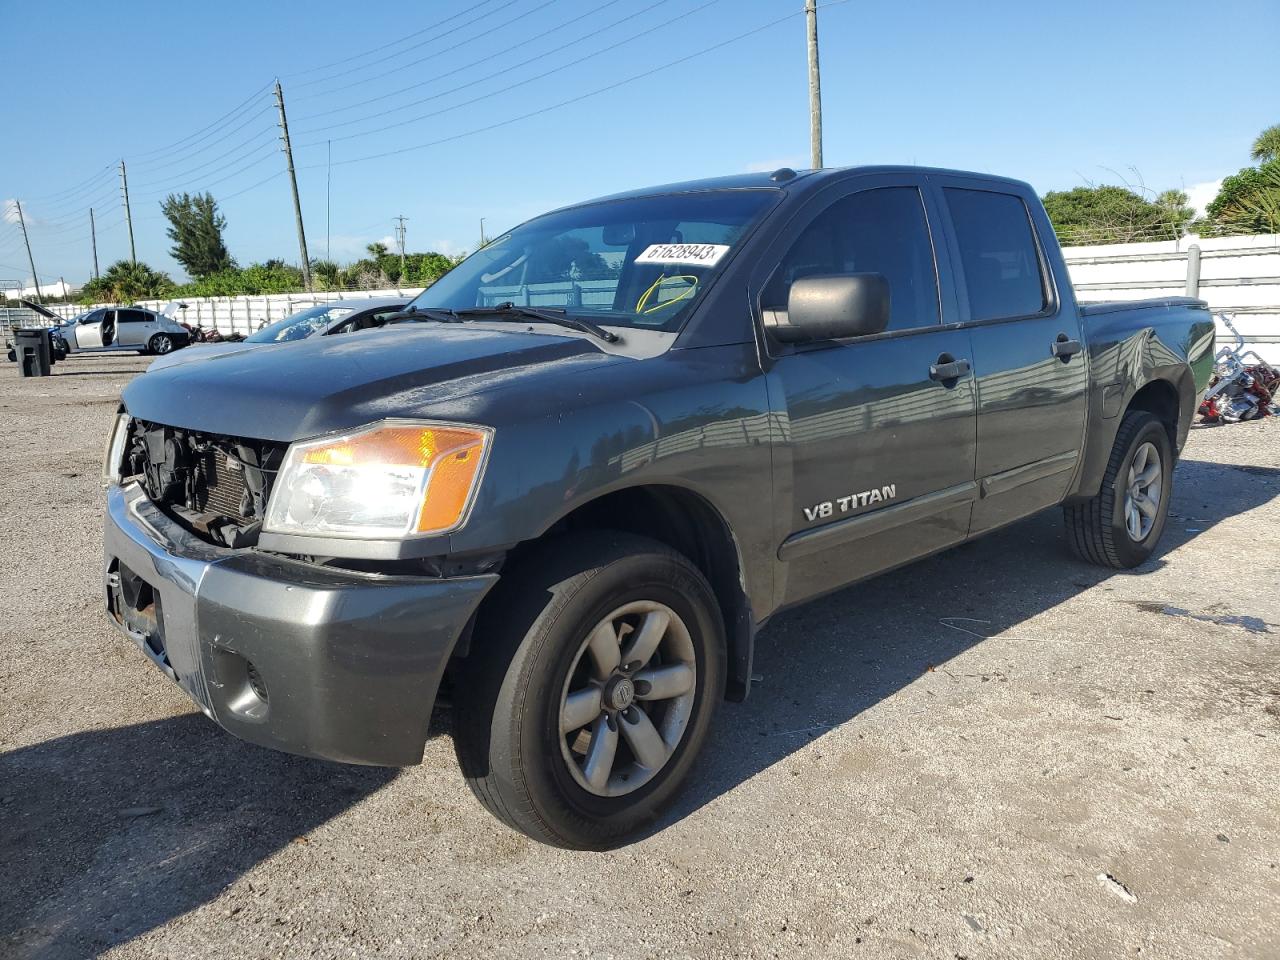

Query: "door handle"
<box><xmin>1051</xmin><ymin>335</ymin><xmax>1082</xmax><ymax>360</ymax></box>
<box><xmin>929</xmin><ymin>357</ymin><xmax>971</xmax><ymax>382</ymax></box>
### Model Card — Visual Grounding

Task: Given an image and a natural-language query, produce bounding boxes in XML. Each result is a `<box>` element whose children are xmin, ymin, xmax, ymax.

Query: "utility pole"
<box><xmin>394</xmin><ymin>214</ymin><xmax>408</xmax><ymax>276</ymax></box>
<box><xmin>273</xmin><ymin>79</ymin><xmax>312</xmax><ymax>292</ymax></box>
<box><xmin>119</xmin><ymin>160</ymin><xmax>136</xmax><ymax>264</ymax></box>
<box><xmin>326</xmin><ymin>139</ymin><xmax>332</xmax><ymax>262</ymax></box>
<box><xmin>479</xmin><ymin>217</ymin><xmax>487</xmax><ymax>247</ymax></box>
<box><xmin>89</xmin><ymin>207</ymin><xmax>100</xmax><ymax>278</ymax></box>
<box><xmin>805</xmin><ymin>0</ymin><xmax>823</xmax><ymax>169</ymax></box>
<box><xmin>14</xmin><ymin>200</ymin><xmax>41</xmax><ymax>303</ymax></box>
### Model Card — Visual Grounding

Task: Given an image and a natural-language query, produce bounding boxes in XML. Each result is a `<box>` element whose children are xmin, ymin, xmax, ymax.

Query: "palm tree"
<box><xmin>82</xmin><ymin>260</ymin><xmax>175</xmax><ymax>303</ymax></box>
<box><xmin>1250</xmin><ymin>124</ymin><xmax>1280</xmax><ymax>164</ymax></box>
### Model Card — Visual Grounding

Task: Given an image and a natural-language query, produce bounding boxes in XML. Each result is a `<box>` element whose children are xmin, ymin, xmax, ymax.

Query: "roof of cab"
<box><xmin>572</xmin><ymin>165</ymin><xmax>1035</xmax><ymax>209</ymax></box>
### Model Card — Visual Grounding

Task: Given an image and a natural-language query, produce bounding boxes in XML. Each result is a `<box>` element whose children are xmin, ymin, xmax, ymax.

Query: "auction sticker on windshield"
<box><xmin>635</xmin><ymin>243</ymin><xmax>731</xmax><ymax>267</ymax></box>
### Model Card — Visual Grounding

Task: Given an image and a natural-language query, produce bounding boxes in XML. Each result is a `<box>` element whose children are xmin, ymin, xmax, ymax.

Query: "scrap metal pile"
<box><xmin>1199</xmin><ymin>314</ymin><xmax>1280</xmax><ymax>424</ymax></box>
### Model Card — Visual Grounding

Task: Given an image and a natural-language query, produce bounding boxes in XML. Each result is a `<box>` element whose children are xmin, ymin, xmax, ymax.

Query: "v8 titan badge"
<box><xmin>634</xmin><ymin>243</ymin><xmax>731</xmax><ymax>267</ymax></box>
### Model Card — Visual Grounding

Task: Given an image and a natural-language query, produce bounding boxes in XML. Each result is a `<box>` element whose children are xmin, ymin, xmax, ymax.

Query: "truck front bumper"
<box><xmin>103</xmin><ymin>483</ymin><xmax>497</xmax><ymax>766</ymax></box>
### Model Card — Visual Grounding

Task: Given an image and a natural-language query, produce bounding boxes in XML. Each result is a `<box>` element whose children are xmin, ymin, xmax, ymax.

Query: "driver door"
<box><xmin>76</xmin><ymin>309</ymin><xmax>107</xmax><ymax>349</ymax></box>
<box><xmin>760</xmin><ymin>174</ymin><xmax>979</xmax><ymax>607</ymax></box>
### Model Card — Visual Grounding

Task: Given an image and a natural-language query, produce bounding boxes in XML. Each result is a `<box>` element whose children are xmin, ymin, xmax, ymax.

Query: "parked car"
<box><xmin>148</xmin><ymin>297</ymin><xmax>410</xmax><ymax>372</ymax></box>
<box><xmin>102</xmin><ymin>166</ymin><xmax>1214</xmax><ymax>849</ymax></box>
<box><xmin>7</xmin><ymin>300</ymin><xmax>191</xmax><ymax>359</ymax></box>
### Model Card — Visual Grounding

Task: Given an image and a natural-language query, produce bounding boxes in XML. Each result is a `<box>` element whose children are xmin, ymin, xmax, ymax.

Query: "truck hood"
<box><xmin>122</xmin><ymin>324</ymin><xmax>618</xmax><ymax>441</ymax></box>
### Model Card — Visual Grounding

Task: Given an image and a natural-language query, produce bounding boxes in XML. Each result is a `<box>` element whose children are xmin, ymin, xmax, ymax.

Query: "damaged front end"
<box><xmin>122</xmin><ymin>419</ymin><xmax>286</xmax><ymax>548</ymax></box>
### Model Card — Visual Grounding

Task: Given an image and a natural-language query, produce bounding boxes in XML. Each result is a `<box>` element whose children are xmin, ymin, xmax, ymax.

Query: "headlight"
<box><xmin>263</xmin><ymin>420</ymin><xmax>493</xmax><ymax>539</ymax></box>
<box><xmin>102</xmin><ymin>412</ymin><xmax>131</xmax><ymax>486</ymax></box>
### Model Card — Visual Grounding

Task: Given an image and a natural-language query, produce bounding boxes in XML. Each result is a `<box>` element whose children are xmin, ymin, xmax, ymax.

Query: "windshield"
<box><xmin>246</xmin><ymin>304</ymin><xmax>355</xmax><ymax>343</ymax></box>
<box><xmin>408</xmin><ymin>190</ymin><xmax>775</xmax><ymax>333</ymax></box>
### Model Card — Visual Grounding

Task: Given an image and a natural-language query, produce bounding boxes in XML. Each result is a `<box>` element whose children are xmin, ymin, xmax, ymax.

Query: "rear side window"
<box><xmin>944</xmin><ymin>188</ymin><xmax>1047</xmax><ymax>321</ymax></box>
<box><xmin>118</xmin><ymin>309</ymin><xmax>149</xmax><ymax>323</ymax></box>
<box><xmin>765</xmin><ymin>187</ymin><xmax>940</xmax><ymax>333</ymax></box>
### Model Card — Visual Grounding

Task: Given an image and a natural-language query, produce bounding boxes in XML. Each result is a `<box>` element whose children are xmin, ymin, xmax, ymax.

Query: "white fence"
<box><xmin>1062</xmin><ymin>232</ymin><xmax>1280</xmax><ymax>361</ymax></box>
<box><xmin>16</xmin><ymin>233</ymin><xmax>1280</xmax><ymax>357</ymax></box>
<box><xmin>30</xmin><ymin>287</ymin><xmax>429</xmax><ymax>336</ymax></box>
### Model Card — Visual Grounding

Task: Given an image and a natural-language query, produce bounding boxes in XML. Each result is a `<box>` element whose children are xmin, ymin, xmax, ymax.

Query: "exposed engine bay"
<box><xmin>122</xmin><ymin>418</ymin><xmax>285</xmax><ymax>547</ymax></box>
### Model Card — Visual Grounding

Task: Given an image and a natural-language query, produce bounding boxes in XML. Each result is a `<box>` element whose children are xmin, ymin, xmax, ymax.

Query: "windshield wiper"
<box><xmin>456</xmin><ymin>303</ymin><xmax>619</xmax><ymax>344</ymax></box>
<box><xmin>384</xmin><ymin>305</ymin><xmax>462</xmax><ymax>324</ymax></box>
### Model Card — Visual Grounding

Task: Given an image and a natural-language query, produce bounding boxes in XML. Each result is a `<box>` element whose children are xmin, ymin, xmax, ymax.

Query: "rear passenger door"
<box><xmin>116</xmin><ymin>309</ymin><xmax>154</xmax><ymax>347</ymax></box>
<box><xmin>759</xmin><ymin>174</ymin><xmax>979</xmax><ymax>608</ymax></box>
<box><xmin>930</xmin><ymin>176</ymin><xmax>1088</xmax><ymax>533</ymax></box>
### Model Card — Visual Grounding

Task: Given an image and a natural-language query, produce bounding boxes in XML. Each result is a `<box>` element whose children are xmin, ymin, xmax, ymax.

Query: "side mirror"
<box><xmin>770</xmin><ymin>273</ymin><xmax>890</xmax><ymax>343</ymax></box>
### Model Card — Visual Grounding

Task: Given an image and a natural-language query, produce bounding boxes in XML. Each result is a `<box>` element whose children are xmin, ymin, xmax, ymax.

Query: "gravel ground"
<box><xmin>1</xmin><ymin>353</ymin><xmax>1278</xmax><ymax>960</ymax></box>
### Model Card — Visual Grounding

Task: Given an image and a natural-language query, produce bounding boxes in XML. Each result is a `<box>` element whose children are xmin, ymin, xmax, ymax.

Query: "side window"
<box><xmin>764</xmin><ymin>187</ymin><xmax>940</xmax><ymax>333</ymax></box>
<box><xmin>367</xmin><ymin>309</ymin><xmax>403</xmax><ymax>328</ymax></box>
<box><xmin>118</xmin><ymin>309</ymin><xmax>148</xmax><ymax>323</ymax></box>
<box><xmin>943</xmin><ymin>188</ymin><xmax>1048</xmax><ymax>321</ymax></box>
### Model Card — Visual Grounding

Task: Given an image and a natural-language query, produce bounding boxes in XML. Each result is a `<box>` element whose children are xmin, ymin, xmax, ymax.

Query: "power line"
<box><xmin>19</xmin><ymin>190</ymin><xmax>120</xmax><ymax>233</ymax></box>
<box><xmin>220</xmin><ymin>170</ymin><xmax>286</xmax><ymax>204</ymax></box>
<box><xmin>24</xmin><ymin>165</ymin><xmax>115</xmax><ymax>204</ymax></box>
<box><xmin>11</xmin><ymin>87</ymin><xmax>273</xmax><ymax>237</ymax></box>
<box><xmin>304</xmin><ymin>4</ymin><xmax>816</xmax><ymax>170</ymax></box>
<box><xmin>291</xmin><ymin>0</ymin><xmax>651</xmax><ymax>125</ymax></box>
<box><xmin>290</xmin><ymin>0</ymin><xmax>519</xmax><ymax>90</ymax></box>
<box><xmin>295</xmin><ymin>0</ymin><xmax>720</xmax><ymax>145</ymax></box>
<box><xmin>0</xmin><ymin>260</ymin><xmax>63</xmax><ymax>282</ymax></box>
<box><xmin>293</xmin><ymin>0</ymin><xmax>571</xmax><ymax>106</ymax></box>
<box><xmin>128</xmin><ymin>110</ymin><xmax>276</xmax><ymax>176</ymax></box>
<box><xmin>130</xmin><ymin>126</ymin><xmax>279</xmax><ymax>195</ymax></box>
<box><xmin>286</xmin><ymin>0</ymin><xmax>504</xmax><ymax>80</ymax></box>
<box><xmin>125</xmin><ymin>82</ymin><xmax>275</xmax><ymax>162</ymax></box>
<box><xmin>25</xmin><ymin>187</ymin><xmax>121</xmax><ymax>225</ymax></box>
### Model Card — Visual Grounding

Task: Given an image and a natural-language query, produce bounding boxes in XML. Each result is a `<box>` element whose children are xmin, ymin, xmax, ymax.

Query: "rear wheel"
<box><xmin>147</xmin><ymin>333</ymin><xmax>175</xmax><ymax>355</ymax></box>
<box><xmin>1064</xmin><ymin>410</ymin><xmax>1173</xmax><ymax>568</ymax></box>
<box><xmin>453</xmin><ymin>531</ymin><xmax>725</xmax><ymax>849</ymax></box>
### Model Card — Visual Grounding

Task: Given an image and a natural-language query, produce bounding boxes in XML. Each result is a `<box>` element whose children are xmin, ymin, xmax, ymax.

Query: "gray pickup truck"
<box><xmin>103</xmin><ymin>166</ymin><xmax>1214</xmax><ymax>849</ymax></box>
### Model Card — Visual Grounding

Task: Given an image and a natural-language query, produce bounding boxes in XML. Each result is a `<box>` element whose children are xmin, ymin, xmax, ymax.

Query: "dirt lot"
<box><xmin>1</xmin><ymin>353</ymin><xmax>1278</xmax><ymax>960</ymax></box>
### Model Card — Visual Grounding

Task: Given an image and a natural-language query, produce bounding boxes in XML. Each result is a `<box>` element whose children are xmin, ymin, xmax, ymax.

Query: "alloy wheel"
<box><xmin>1123</xmin><ymin>441</ymin><xmax>1162</xmax><ymax>541</ymax></box>
<box><xmin>558</xmin><ymin>600</ymin><xmax>696</xmax><ymax>798</ymax></box>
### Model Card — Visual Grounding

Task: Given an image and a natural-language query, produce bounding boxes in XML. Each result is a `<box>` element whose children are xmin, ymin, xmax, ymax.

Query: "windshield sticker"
<box><xmin>635</xmin><ymin>243</ymin><xmax>731</xmax><ymax>267</ymax></box>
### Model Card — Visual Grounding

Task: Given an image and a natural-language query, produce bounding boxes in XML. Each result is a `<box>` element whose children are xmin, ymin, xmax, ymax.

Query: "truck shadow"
<box><xmin>657</xmin><ymin>455</ymin><xmax>1280</xmax><ymax>835</ymax></box>
<box><xmin>0</xmin><ymin>715</ymin><xmax>396</xmax><ymax>960</ymax></box>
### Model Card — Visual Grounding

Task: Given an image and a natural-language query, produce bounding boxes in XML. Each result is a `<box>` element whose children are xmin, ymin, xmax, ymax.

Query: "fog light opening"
<box><xmin>245</xmin><ymin>660</ymin><xmax>268</xmax><ymax>703</ymax></box>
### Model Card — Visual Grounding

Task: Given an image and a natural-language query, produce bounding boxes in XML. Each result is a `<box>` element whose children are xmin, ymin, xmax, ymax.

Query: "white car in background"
<box><xmin>147</xmin><ymin>297</ymin><xmax>409</xmax><ymax>372</ymax></box>
<box><xmin>7</xmin><ymin>300</ymin><xmax>192</xmax><ymax>360</ymax></box>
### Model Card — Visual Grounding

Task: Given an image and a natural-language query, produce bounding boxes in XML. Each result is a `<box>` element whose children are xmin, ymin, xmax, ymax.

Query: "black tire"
<box><xmin>148</xmin><ymin>333</ymin><xmax>175</xmax><ymax>355</ymax></box>
<box><xmin>1064</xmin><ymin>410</ymin><xmax>1173</xmax><ymax>568</ymax></box>
<box><xmin>454</xmin><ymin>530</ymin><xmax>726</xmax><ymax>850</ymax></box>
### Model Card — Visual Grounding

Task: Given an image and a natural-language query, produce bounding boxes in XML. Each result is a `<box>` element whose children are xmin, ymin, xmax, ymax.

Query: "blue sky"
<box><xmin>2</xmin><ymin>0</ymin><xmax>1277</xmax><ymax>286</ymax></box>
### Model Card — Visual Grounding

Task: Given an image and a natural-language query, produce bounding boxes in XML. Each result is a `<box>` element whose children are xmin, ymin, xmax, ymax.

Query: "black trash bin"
<box><xmin>15</xmin><ymin>328</ymin><xmax>53</xmax><ymax>378</ymax></box>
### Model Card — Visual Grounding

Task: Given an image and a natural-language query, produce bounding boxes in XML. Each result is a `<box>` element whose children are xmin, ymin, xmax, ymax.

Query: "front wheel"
<box><xmin>453</xmin><ymin>531</ymin><xmax>726</xmax><ymax>849</ymax></box>
<box><xmin>147</xmin><ymin>333</ymin><xmax>175</xmax><ymax>355</ymax></box>
<box><xmin>1064</xmin><ymin>410</ymin><xmax>1173</xmax><ymax>568</ymax></box>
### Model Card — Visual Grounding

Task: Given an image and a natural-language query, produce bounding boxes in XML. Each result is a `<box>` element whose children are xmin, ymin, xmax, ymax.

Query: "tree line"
<box><xmin>78</xmin><ymin>191</ymin><xmax>465</xmax><ymax>305</ymax></box>
<box><xmin>1044</xmin><ymin>123</ymin><xmax>1280</xmax><ymax>245</ymax></box>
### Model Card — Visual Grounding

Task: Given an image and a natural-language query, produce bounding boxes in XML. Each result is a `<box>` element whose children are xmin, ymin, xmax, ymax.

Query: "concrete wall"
<box><xmin>1062</xmin><ymin>233</ymin><xmax>1280</xmax><ymax>361</ymax></box>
